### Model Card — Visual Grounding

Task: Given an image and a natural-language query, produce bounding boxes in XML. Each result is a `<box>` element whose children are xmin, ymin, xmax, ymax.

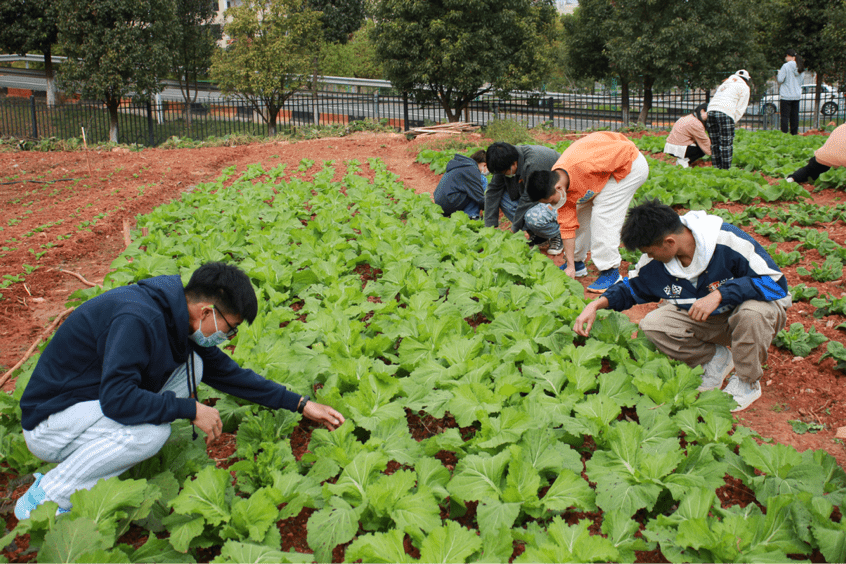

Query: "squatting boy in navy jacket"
<box><xmin>574</xmin><ymin>199</ymin><xmax>790</xmax><ymax>413</ymax></box>
<box><xmin>16</xmin><ymin>262</ymin><xmax>344</xmax><ymax>519</ymax></box>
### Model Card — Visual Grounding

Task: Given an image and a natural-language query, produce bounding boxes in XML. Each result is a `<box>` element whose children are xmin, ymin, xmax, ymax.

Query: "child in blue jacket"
<box><xmin>574</xmin><ymin>199</ymin><xmax>790</xmax><ymax>412</ymax></box>
<box><xmin>433</xmin><ymin>150</ymin><xmax>488</xmax><ymax>219</ymax></box>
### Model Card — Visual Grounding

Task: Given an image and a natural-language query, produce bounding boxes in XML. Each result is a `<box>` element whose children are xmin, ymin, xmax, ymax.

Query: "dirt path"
<box><xmin>1</xmin><ymin>130</ymin><xmax>845</xmax><ymax>470</ymax></box>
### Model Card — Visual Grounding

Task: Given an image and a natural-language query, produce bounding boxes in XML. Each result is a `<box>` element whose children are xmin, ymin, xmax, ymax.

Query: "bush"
<box><xmin>482</xmin><ymin>118</ymin><xmax>536</xmax><ymax>145</ymax></box>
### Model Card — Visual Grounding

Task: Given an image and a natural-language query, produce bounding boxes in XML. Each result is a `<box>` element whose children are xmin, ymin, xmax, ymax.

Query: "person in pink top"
<box><xmin>663</xmin><ymin>103</ymin><xmax>711</xmax><ymax>168</ymax></box>
<box><xmin>525</xmin><ymin>131</ymin><xmax>649</xmax><ymax>293</ymax></box>
<box><xmin>787</xmin><ymin>123</ymin><xmax>846</xmax><ymax>183</ymax></box>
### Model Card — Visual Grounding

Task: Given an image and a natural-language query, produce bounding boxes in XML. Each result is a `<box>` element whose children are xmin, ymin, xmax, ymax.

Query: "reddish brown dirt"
<box><xmin>1</xmin><ymin>129</ymin><xmax>845</xmax><ymax>563</ymax></box>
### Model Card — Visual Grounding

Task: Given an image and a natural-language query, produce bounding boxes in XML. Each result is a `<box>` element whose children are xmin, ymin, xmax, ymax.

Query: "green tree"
<box><xmin>371</xmin><ymin>0</ymin><xmax>557</xmax><ymax>122</ymax></box>
<box><xmin>321</xmin><ymin>20</ymin><xmax>383</xmax><ymax>79</ymax></box>
<box><xmin>821</xmin><ymin>1</ymin><xmax>846</xmax><ymax>90</ymax></box>
<box><xmin>211</xmin><ymin>0</ymin><xmax>323</xmax><ymax>137</ymax></box>
<box><xmin>566</xmin><ymin>0</ymin><xmax>767</xmax><ymax>125</ymax></box>
<box><xmin>0</xmin><ymin>0</ymin><xmax>60</xmax><ymax>105</ymax></box>
<box><xmin>562</xmin><ymin>0</ymin><xmax>634</xmax><ymax>121</ymax></box>
<box><xmin>305</xmin><ymin>0</ymin><xmax>366</xmax><ymax>122</ymax></box>
<box><xmin>170</xmin><ymin>0</ymin><xmax>218</xmax><ymax>128</ymax></box>
<box><xmin>55</xmin><ymin>0</ymin><xmax>175</xmax><ymax>142</ymax></box>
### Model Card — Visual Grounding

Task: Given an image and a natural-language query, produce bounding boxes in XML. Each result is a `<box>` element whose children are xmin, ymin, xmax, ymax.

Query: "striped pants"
<box><xmin>706</xmin><ymin>111</ymin><xmax>736</xmax><ymax>169</ymax></box>
<box><xmin>22</xmin><ymin>356</ymin><xmax>202</xmax><ymax>510</ymax></box>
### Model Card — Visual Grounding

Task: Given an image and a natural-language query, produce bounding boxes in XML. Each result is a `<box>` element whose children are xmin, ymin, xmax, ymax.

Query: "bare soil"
<box><xmin>1</xmin><ymin>129</ymin><xmax>845</xmax><ymax>562</ymax></box>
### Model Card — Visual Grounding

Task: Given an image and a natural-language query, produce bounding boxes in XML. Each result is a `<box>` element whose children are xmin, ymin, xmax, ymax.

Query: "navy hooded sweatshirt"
<box><xmin>20</xmin><ymin>275</ymin><xmax>301</xmax><ymax>431</ymax></box>
<box><xmin>432</xmin><ymin>154</ymin><xmax>486</xmax><ymax>216</ymax></box>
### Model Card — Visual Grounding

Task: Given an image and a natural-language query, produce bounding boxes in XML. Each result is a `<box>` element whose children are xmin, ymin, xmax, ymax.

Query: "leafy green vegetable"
<box><xmin>774</xmin><ymin>323</ymin><xmax>829</xmax><ymax>357</ymax></box>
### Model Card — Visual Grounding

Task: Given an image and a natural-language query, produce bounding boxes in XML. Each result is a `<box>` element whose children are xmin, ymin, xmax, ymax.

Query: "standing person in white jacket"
<box><xmin>706</xmin><ymin>70</ymin><xmax>751</xmax><ymax>169</ymax></box>
<box><xmin>777</xmin><ymin>49</ymin><xmax>804</xmax><ymax>135</ymax></box>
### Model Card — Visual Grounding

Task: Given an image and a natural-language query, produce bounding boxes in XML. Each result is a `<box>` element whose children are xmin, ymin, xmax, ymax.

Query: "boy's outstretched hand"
<box><xmin>303</xmin><ymin>401</ymin><xmax>345</xmax><ymax>431</ymax></box>
<box><xmin>573</xmin><ymin>296</ymin><xmax>609</xmax><ymax>337</ymax></box>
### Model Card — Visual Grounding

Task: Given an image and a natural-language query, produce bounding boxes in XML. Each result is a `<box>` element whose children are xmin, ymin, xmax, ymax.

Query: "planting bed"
<box><xmin>0</xmin><ymin>129</ymin><xmax>844</xmax><ymax>562</ymax></box>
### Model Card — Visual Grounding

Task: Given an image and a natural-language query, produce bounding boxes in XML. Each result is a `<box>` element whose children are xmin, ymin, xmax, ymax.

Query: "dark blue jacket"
<box><xmin>21</xmin><ymin>275</ymin><xmax>300</xmax><ymax>431</ymax></box>
<box><xmin>605</xmin><ymin>222</ymin><xmax>790</xmax><ymax>315</ymax></box>
<box><xmin>433</xmin><ymin>154</ymin><xmax>485</xmax><ymax>216</ymax></box>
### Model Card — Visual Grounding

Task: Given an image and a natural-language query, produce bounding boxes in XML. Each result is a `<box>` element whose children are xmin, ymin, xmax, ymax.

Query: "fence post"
<box><xmin>29</xmin><ymin>95</ymin><xmax>38</xmax><ymax>139</ymax></box>
<box><xmin>547</xmin><ymin>97</ymin><xmax>554</xmax><ymax>123</ymax></box>
<box><xmin>146</xmin><ymin>100</ymin><xmax>155</xmax><ymax>147</ymax></box>
<box><xmin>374</xmin><ymin>91</ymin><xmax>379</xmax><ymax>121</ymax></box>
<box><xmin>403</xmin><ymin>92</ymin><xmax>410</xmax><ymax>131</ymax></box>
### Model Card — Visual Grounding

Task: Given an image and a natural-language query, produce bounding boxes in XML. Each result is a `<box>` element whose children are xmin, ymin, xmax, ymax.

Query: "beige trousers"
<box><xmin>639</xmin><ymin>300</ymin><xmax>787</xmax><ymax>385</ymax></box>
<box><xmin>575</xmin><ymin>153</ymin><xmax>649</xmax><ymax>271</ymax></box>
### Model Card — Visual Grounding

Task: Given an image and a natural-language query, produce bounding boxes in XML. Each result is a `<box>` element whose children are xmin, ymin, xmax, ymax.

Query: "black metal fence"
<box><xmin>1</xmin><ymin>87</ymin><xmax>844</xmax><ymax>147</ymax></box>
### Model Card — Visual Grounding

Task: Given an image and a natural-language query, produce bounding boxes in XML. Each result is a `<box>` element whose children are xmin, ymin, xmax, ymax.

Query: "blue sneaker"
<box><xmin>14</xmin><ymin>474</ymin><xmax>69</xmax><ymax>519</ymax></box>
<box><xmin>559</xmin><ymin>261</ymin><xmax>588</xmax><ymax>277</ymax></box>
<box><xmin>587</xmin><ymin>268</ymin><xmax>622</xmax><ymax>293</ymax></box>
<box><xmin>14</xmin><ymin>473</ymin><xmax>46</xmax><ymax>520</ymax></box>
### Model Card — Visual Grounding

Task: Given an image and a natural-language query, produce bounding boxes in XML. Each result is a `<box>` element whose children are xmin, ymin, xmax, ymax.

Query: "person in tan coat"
<box><xmin>663</xmin><ymin>103</ymin><xmax>712</xmax><ymax>168</ymax></box>
<box><xmin>787</xmin><ymin>123</ymin><xmax>846</xmax><ymax>183</ymax></box>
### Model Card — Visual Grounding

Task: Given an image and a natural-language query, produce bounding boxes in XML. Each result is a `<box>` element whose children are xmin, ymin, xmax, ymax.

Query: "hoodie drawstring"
<box><xmin>186</xmin><ymin>350</ymin><xmax>198</xmax><ymax>440</ymax></box>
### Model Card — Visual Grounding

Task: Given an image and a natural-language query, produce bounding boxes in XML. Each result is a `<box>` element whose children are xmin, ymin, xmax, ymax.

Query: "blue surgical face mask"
<box><xmin>189</xmin><ymin>309</ymin><xmax>229</xmax><ymax>347</ymax></box>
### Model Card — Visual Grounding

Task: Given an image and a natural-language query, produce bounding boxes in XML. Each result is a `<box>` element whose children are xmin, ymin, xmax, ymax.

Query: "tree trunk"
<box><xmin>637</xmin><ymin>75</ymin><xmax>654</xmax><ymax>125</ymax></box>
<box><xmin>268</xmin><ymin>103</ymin><xmax>278</xmax><ymax>137</ymax></box>
<box><xmin>814</xmin><ymin>73</ymin><xmax>823</xmax><ymax>130</ymax></box>
<box><xmin>436</xmin><ymin>91</ymin><xmax>459</xmax><ymax>122</ymax></box>
<box><xmin>106</xmin><ymin>96</ymin><xmax>121</xmax><ymax>143</ymax></box>
<box><xmin>178</xmin><ymin>68</ymin><xmax>199</xmax><ymax>129</ymax></box>
<box><xmin>44</xmin><ymin>49</ymin><xmax>57</xmax><ymax>107</ymax></box>
<box><xmin>621</xmin><ymin>80</ymin><xmax>630</xmax><ymax>126</ymax></box>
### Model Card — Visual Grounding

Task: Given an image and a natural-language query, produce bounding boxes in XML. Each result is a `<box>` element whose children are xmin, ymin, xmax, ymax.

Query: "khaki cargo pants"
<box><xmin>639</xmin><ymin>300</ymin><xmax>787</xmax><ymax>385</ymax></box>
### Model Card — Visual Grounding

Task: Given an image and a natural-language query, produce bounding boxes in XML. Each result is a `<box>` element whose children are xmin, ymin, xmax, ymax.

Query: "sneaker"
<box><xmin>527</xmin><ymin>234</ymin><xmax>549</xmax><ymax>249</ymax></box>
<box><xmin>15</xmin><ymin>473</ymin><xmax>46</xmax><ymax>520</ymax></box>
<box><xmin>559</xmin><ymin>261</ymin><xmax>588</xmax><ymax>277</ymax></box>
<box><xmin>587</xmin><ymin>268</ymin><xmax>622</xmax><ymax>293</ymax></box>
<box><xmin>546</xmin><ymin>235</ymin><xmax>564</xmax><ymax>255</ymax></box>
<box><xmin>676</xmin><ymin>157</ymin><xmax>690</xmax><ymax>168</ymax></box>
<box><xmin>723</xmin><ymin>375</ymin><xmax>762</xmax><ymax>412</ymax></box>
<box><xmin>786</xmin><ymin>177</ymin><xmax>795</xmax><ymax>183</ymax></box>
<box><xmin>697</xmin><ymin>345</ymin><xmax>734</xmax><ymax>391</ymax></box>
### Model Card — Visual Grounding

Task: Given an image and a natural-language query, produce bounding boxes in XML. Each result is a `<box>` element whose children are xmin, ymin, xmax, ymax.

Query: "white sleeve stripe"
<box><xmin>716</xmin><ymin>231</ymin><xmax>783</xmax><ymax>281</ymax></box>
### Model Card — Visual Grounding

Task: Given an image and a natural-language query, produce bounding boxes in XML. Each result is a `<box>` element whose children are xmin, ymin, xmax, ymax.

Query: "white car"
<box><xmin>757</xmin><ymin>83</ymin><xmax>841</xmax><ymax>116</ymax></box>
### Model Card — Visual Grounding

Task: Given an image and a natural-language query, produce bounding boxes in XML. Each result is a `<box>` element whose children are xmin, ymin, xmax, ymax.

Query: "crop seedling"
<box><xmin>811</xmin><ymin>294</ymin><xmax>846</xmax><ymax>318</ymax></box>
<box><xmin>774</xmin><ymin>323</ymin><xmax>828</xmax><ymax>357</ymax></box>
<box><xmin>789</xmin><ymin>284</ymin><xmax>819</xmax><ymax>302</ymax></box>
<box><xmin>820</xmin><ymin>341</ymin><xmax>846</xmax><ymax>372</ymax></box>
<box><xmin>797</xmin><ymin>256</ymin><xmax>844</xmax><ymax>283</ymax></box>
<box><xmin>788</xmin><ymin>420</ymin><xmax>825</xmax><ymax>434</ymax></box>
<box><xmin>767</xmin><ymin>244</ymin><xmax>802</xmax><ymax>268</ymax></box>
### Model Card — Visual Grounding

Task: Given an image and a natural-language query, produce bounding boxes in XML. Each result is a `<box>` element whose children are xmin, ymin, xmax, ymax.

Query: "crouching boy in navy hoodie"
<box><xmin>573</xmin><ymin>200</ymin><xmax>790</xmax><ymax>412</ymax></box>
<box><xmin>433</xmin><ymin>150</ymin><xmax>488</xmax><ymax>219</ymax></box>
<box><xmin>15</xmin><ymin>262</ymin><xmax>344</xmax><ymax>519</ymax></box>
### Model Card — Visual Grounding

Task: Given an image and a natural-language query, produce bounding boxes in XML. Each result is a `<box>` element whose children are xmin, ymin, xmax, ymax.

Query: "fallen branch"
<box><xmin>0</xmin><ymin>307</ymin><xmax>74</xmax><ymax>388</ymax></box>
<box><xmin>57</xmin><ymin>269</ymin><xmax>100</xmax><ymax>288</ymax></box>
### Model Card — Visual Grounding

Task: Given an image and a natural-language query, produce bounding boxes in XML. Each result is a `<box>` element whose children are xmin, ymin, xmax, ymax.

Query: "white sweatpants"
<box><xmin>574</xmin><ymin>152</ymin><xmax>649</xmax><ymax>271</ymax></box>
<box><xmin>23</xmin><ymin>355</ymin><xmax>203</xmax><ymax>509</ymax></box>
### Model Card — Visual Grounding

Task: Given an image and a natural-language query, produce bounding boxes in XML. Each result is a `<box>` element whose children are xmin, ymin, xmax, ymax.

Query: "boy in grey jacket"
<box><xmin>484</xmin><ymin>142</ymin><xmax>563</xmax><ymax>254</ymax></box>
